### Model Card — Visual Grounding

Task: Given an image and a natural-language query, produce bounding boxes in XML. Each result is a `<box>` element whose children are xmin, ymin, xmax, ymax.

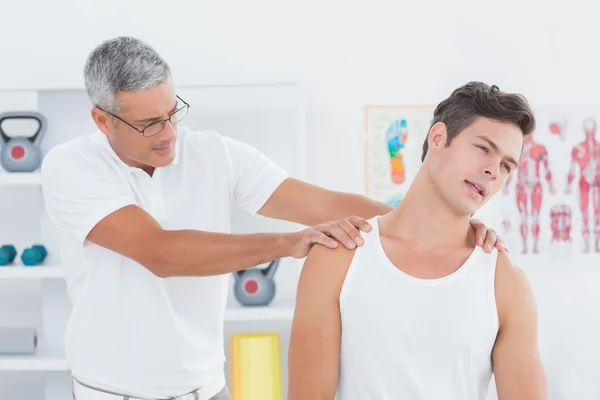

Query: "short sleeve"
<box><xmin>222</xmin><ymin>136</ymin><xmax>289</xmax><ymax>215</ymax></box>
<box><xmin>41</xmin><ymin>148</ymin><xmax>135</xmax><ymax>244</ymax></box>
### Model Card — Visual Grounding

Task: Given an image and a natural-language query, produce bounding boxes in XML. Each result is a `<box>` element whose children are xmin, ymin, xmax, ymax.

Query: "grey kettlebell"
<box><xmin>0</xmin><ymin>112</ymin><xmax>47</xmax><ymax>172</ymax></box>
<box><xmin>233</xmin><ymin>258</ymin><xmax>280</xmax><ymax>306</ymax></box>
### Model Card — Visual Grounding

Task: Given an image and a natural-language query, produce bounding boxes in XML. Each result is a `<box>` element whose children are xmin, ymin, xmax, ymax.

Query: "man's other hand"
<box><xmin>287</xmin><ymin>216</ymin><xmax>372</xmax><ymax>259</ymax></box>
<box><xmin>470</xmin><ymin>218</ymin><xmax>507</xmax><ymax>253</ymax></box>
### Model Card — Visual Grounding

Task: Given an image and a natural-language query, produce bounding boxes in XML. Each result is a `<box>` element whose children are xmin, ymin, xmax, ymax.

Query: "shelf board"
<box><xmin>0</xmin><ymin>265</ymin><xmax>64</xmax><ymax>279</ymax></box>
<box><xmin>0</xmin><ymin>172</ymin><xmax>41</xmax><ymax>185</ymax></box>
<box><xmin>0</xmin><ymin>349</ymin><xmax>68</xmax><ymax>371</ymax></box>
<box><xmin>225</xmin><ymin>298</ymin><xmax>295</xmax><ymax>321</ymax></box>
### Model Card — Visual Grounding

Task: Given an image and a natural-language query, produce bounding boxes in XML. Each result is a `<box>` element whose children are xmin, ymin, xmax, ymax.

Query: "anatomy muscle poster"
<box><xmin>500</xmin><ymin>106</ymin><xmax>600</xmax><ymax>263</ymax></box>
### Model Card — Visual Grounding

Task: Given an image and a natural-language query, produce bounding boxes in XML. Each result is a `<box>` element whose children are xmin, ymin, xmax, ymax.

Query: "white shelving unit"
<box><xmin>0</xmin><ymin>172</ymin><xmax>54</xmax><ymax>277</ymax></box>
<box><xmin>0</xmin><ymin>169</ymin><xmax>73</xmax><ymax>399</ymax></box>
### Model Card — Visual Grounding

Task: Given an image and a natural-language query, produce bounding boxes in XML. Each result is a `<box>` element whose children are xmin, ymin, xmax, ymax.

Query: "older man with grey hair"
<box><xmin>40</xmin><ymin>36</ymin><xmax>505</xmax><ymax>400</ymax></box>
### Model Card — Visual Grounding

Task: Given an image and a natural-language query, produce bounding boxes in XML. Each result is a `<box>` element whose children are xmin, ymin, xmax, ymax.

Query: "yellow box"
<box><xmin>230</xmin><ymin>332</ymin><xmax>283</xmax><ymax>400</ymax></box>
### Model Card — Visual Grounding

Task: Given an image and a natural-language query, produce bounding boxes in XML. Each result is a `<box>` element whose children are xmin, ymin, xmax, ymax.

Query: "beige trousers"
<box><xmin>72</xmin><ymin>378</ymin><xmax>231</xmax><ymax>400</ymax></box>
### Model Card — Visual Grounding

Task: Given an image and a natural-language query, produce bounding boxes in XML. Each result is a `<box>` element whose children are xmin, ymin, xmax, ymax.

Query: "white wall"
<box><xmin>1</xmin><ymin>0</ymin><xmax>600</xmax><ymax>399</ymax></box>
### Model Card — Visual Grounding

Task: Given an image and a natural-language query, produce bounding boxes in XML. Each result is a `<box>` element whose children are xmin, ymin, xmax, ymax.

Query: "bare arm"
<box><xmin>288</xmin><ymin>245</ymin><xmax>355</xmax><ymax>400</ymax></box>
<box><xmin>87</xmin><ymin>205</ymin><xmax>295</xmax><ymax>278</ymax></box>
<box><xmin>259</xmin><ymin>178</ymin><xmax>507</xmax><ymax>253</ymax></box>
<box><xmin>492</xmin><ymin>252</ymin><xmax>548</xmax><ymax>399</ymax></box>
<box><xmin>81</xmin><ymin>179</ymin><xmax>504</xmax><ymax>278</ymax></box>
<box><xmin>258</xmin><ymin>177</ymin><xmax>392</xmax><ymax>226</ymax></box>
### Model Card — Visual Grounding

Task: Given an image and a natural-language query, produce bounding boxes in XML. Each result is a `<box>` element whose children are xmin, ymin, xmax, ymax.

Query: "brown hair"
<box><xmin>421</xmin><ymin>81</ymin><xmax>535</xmax><ymax>161</ymax></box>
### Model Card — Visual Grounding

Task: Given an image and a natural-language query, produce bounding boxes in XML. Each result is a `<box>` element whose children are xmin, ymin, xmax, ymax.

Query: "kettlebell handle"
<box><xmin>0</xmin><ymin>112</ymin><xmax>47</xmax><ymax>146</ymax></box>
<box><xmin>233</xmin><ymin>270</ymin><xmax>244</xmax><ymax>280</ymax></box>
<box><xmin>263</xmin><ymin>258</ymin><xmax>280</xmax><ymax>279</ymax></box>
<box><xmin>233</xmin><ymin>259</ymin><xmax>280</xmax><ymax>280</ymax></box>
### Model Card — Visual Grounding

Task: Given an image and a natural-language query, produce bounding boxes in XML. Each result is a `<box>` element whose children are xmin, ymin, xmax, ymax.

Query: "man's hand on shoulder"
<box><xmin>288</xmin><ymin>216</ymin><xmax>506</xmax><ymax>260</ymax></box>
<box><xmin>469</xmin><ymin>218</ymin><xmax>507</xmax><ymax>253</ymax></box>
<box><xmin>492</xmin><ymin>252</ymin><xmax>548</xmax><ymax>400</ymax></box>
<box><xmin>286</xmin><ymin>216</ymin><xmax>372</xmax><ymax>259</ymax></box>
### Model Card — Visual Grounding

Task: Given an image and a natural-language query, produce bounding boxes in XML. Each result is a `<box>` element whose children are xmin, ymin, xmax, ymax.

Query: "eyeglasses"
<box><xmin>98</xmin><ymin>95</ymin><xmax>190</xmax><ymax>138</ymax></box>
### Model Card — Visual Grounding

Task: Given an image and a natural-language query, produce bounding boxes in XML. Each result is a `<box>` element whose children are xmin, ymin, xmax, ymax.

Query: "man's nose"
<box><xmin>483</xmin><ymin>164</ymin><xmax>499</xmax><ymax>180</ymax></box>
<box><xmin>158</xmin><ymin>120</ymin><xmax>177</xmax><ymax>140</ymax></box>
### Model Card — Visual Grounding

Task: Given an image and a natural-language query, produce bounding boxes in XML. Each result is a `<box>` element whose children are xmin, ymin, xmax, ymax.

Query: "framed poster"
<box><xmin>499</xmin><ymin>106</ymin><xmax>600</xmax><ymax>261</ymax></box>
<box><xmin>365</xmin><ymin>105</ymin><xmax>435</xmax><ymax>207</ymax></box>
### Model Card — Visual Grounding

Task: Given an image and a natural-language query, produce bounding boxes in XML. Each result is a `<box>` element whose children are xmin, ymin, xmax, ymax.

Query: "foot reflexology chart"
<box><xmin>365</xmin><ymin>105</ymin><xmax>434</xmax><ymax>208</ymax></box>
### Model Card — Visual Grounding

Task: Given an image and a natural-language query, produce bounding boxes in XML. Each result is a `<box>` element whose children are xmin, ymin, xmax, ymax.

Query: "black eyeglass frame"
<box><xmin>97</xmin><ymin>95</ymin><xmax>190</xmax><ymax>138</ymax></box>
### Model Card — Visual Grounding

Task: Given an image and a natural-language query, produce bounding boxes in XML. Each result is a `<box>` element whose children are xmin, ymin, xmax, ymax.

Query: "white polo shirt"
<box><xmin>40</xmin><ymin>127</ymin><xmax>288</xmax><ymax>398</ymax></box>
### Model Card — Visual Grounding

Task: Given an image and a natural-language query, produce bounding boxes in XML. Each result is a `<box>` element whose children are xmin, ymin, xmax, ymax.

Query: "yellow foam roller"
<box><xmin>230</xmin><ymin>333</ymin><xmax>283</xmax><ymax>400</ymax></box>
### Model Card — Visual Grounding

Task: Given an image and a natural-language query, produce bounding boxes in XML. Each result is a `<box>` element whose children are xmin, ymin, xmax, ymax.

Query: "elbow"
<box><xmin>137</xmin><ymin>233</ymin><xmax>174</xmax><ymax>278</ymax></box>
<box><xmin>145</xmin><ymin>251</ymin><xmax>178</xmax><ymax>278</ymax></box>
<box><xmin>141</xmin><ymin>251</ymin><xmax>170</xmax><ymax>279</ymax></box>
<box><xmin>148</xmin><ymin>263</ymin><xmax>171</xmax><ymax>279</ymax></box>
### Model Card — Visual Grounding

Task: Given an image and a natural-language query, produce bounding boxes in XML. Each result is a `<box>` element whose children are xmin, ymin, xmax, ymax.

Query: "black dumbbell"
<box><xmin>0</xmin><ymin>245</ymin><xmax>17</xmax><ymax>266</ymax></box>
<box><xmin>21</xmin><ymin>245</ymin><xmax>48</xmax><ymax>266</ymax></box>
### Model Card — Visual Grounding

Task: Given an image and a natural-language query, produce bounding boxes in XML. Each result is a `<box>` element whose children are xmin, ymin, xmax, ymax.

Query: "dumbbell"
<box><xmin>21</xmin><ymin>245</ymin><xmax>48</xmax><ymax>266</ymax></box>
<box><xmin>0</xmin><ymin>245</ymin><xmax>17</xmax><ymax>266</ymax></box>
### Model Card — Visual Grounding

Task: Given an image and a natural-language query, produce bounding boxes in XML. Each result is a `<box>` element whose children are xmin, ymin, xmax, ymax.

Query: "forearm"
<box><xmin>288</xmin><ymin>370</ymin><xmax>337</xmax><ymax>400</ymax></box>
<box><xmin>258</xmin><ymin>179</ymin><xmax>392</xmax><ymax>226</ymax></box>
<box><xmin>329</xmin><ymin>192</ymin><xmax>393</xmax><ymax>221</ymax></box>
<box><xmin>294</xmin><ymin>192</ymin><xmax>392</xmax><ymax>226</ymax></box>
<box><xmin>288</xmin><ymin>336</ymin><xmax>339</xmax><ymax>400</ymax></box>
<box><xmin>496</xmin><ymin>366</ymin><xmax>548</xmax><ymax>400</ymax></box>
<box><xmin>149</xmin><ymin>230</ymin><xmax>291</xmax><ymax>278</ymax></box>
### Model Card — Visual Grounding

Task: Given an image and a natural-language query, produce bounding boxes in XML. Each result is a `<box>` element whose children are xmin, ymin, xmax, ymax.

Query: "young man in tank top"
<box><xmin>288</xmin><ymin>82</ymin><xmax>548</xmax><ymax>400</ymax></box>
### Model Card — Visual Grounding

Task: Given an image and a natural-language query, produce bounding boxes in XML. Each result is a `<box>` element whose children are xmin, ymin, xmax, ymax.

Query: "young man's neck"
<box><xmin>380</xmin><ymin>170</ymin><xmax>474</xmax><ymax>250</ymax></box>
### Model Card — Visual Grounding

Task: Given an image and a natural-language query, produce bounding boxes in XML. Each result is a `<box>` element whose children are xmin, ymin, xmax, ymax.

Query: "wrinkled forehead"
<box><xmin>114</xmin><ymin>80</ymin><xmax>177</xmax><ymax>117</ymax></box>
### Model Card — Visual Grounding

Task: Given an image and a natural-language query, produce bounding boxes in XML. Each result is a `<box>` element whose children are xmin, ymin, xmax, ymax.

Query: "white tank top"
<box><xmin>337</xmin><ymin>217</ymin><xmax>499</xmax><ymax>400</ymax></box>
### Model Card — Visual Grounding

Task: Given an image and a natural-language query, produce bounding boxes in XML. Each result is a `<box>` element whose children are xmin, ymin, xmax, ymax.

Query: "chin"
<box><xmin>456</xmin><ymin>207</ymin><xmax>477</xmax><ymax>218</ymax></box>
<box><xmin>440</xmin><ymin>190</ymin><xmax>475</xmax><ymax>217</ymax></box>
<box><xmin>448</xmin><ymin>199</ymin><xmax>478</xmax><ymax>217</ymax></box>
<box><xmin>152</xmin><ymin>157</ymin><xmax>175</xmax><ymax>168</ymax></box>
<box><xmin>149</xmin><ymin>150</ymin><xmax>176</xmax><ymax>167</ymax></box>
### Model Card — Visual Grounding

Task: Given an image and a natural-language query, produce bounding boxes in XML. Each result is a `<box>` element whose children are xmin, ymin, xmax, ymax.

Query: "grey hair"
<box><xmin>84</xmin><ymin>36</ymin><xmax>170</xmax><ymax>113</ymax></box>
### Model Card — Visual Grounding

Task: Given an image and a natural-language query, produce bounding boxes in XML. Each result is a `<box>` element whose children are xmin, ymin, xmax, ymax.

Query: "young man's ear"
<box><xmin>427</xmin><ymin>122</ymin><xmax>448</xmax><ymax>155</ymax></box>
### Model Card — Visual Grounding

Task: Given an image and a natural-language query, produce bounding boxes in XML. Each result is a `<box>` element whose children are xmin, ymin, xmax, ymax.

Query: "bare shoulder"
<box><xmin>495</xmin><ymin>251</ymin><xmax>530</xmax><ymax>294</ymax></box>
<box><xmin>303</xmin><ymin>244</ymin><xmax>357</xmax><ymax>275</ymax></box>
<box><xmin>299</xmin><ymin>244</ymin><xmax>357</xmax><ymax>300</ymax></box>
<box><xmin>494</xmin><ymin>251</ymin><xmax>537</xmax><ymax>328</ymax></box>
